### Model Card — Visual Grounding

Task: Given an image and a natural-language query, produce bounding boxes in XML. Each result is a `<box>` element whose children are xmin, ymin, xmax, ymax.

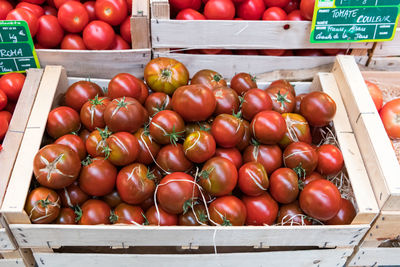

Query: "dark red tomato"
<box><xmin>301</xmin><ymin>171</ymin><xmax>324</xmax><ymax>188</ymax></box>
<box><xmin>78</xmin><ymin>199</ymin><xmax>111</xmax><ymax>225</ymax></box>
<box><xmin>209</xmin><ymin>196</ymin><xmax>246</xmax><ymax>226</ymax></box>
<box><xmin>111</xmin><ymin>203</ymin><xmax>144</xmax><ymax>225</ymax></box>
<box><xmin>204</xmin><ymin>0</ymin><xmax>235</xmax><ymax>20</ymax></box>
<box><xmin>294</xmin><ymin>49</ymin><xmax>324</xmax><ymax>56</ymax></box>
<box><xmin>212</xmin><ymin>86</ymin><xmax>239</xmax><ymax>115</ymax></box>
<box><xmin>134</xmin><ymin>128</ymin><xmax>161</xmax><ymax>165</ymax></box>
<box><xmin>145</xmin><ymin>206</ymin><xmax>178</xmax><ymax>226</ymax></box>
<box><xmin>55</xmin><ymin>207</ymin><xmax>76</xmax><ymax>224</ymax></box>
<box><xmin>179</xmin><ymin>204</ymin><xmax>209</xmax><ymax>226</ymax></box>
<box><xmin>235</xmin><ymin>49</ymin><xmax>259</xmax><ymax>55</ymax></box>
<box><xmin>251</xmin><ymin>110</ymin><xmax>286</xmax><ymax>145</ymax></box>
<box><xmin>4</xmin><ymin>101</ymin><xmax>15</xmax><ymax>114</ymax></box>
<box><xmin>55</xmin><ymin>134</ymin><xmax>86</xmax><ymax>160</ymax></box>
<box><xmin>36</xmin><ymin>15</ymin><xmax>64</xmax><ymax>48</ymax></box>
<box><xmin>215</xmin><ymin>147</ymin><xmax>242</xmax><ymax>169</ymax></box>
<box><xmin>243</xmin><ymin>143</ymin><xmax>282</xmax><ymax>174</ymax></box>
<box><xmin>316</xmin><ymin>144</ymin><xmax>344</xmax><ymax>175</ymax></box>
<box><xmin>183</xmin><ymin>130</ymin><xmax>216</xmax><ymax>163</ymax></box>
<box><xmin>16</xmin><ymin>2</ymin><xmax>44</xmax><ymax>18</ymax></box>
<box><xmin>137</xmin><ymin>80</ymin><xmax>149</xmax><ymax>104</ymax></box>
<box><xmin>0</xmin><ymin>90</ymin><xmax>7</xmax><ymax>110</ymax></box>
<box><xmin>380</xmin><ymin>98</ymin><xmax>400</xmax><ymax>139</ymax></box>
<box><xmin>0</xmin><ymin>111</ymin><xmax>12</xmax><ymax>124</ymax></box>
<box><xmin>277</xmin><ymin>200</ymin><xmax>311</xmax><ymax>226</ymax></box>
<box><xmin>102</xmin><ymin>190</ymin><xmax>122</xmax><ymax>208</ymax></box>
<box><xmin>156</xmin><ymin>144</ymin><xmax>193</xmax><ymax>173</ymax></box>
<box><xmin>191</xmin><ymin>69</ymin><xmax>227</xmax><ymax>90</ymax></box>
<box><xmin>199</xmin><ymin>157</ymin><xmax>238</xmax><ymax>196</ymax></box>
<box><xmin>80</xmin><ymin>96</ymin><xmax>110</xmax><ymax>131</ymax></box>
<box><xmin>170</xmin><ymin>0</ymin><xmax>201</xmax><ymax>11</ymax></box>
<box><xmin>211</xmin><ymin>114</ymin><xmax>244</xmax><ymax>148</ymax></box>
<box><xmin>58</xmin><ymin>181</ymin><xmax>89</xmax><ymax>208</ymax></box>
<box><xmin>140</xmin><ymin>197</ymin><xmax>154</xmax><ymax>211</ymax></box>
<box><xmin>7</xmin><ymin>8</ymin><xmax>39</xmax><ymax>37</ymax></box>
<box><xmin>266</xmin><ymin>87</ymin><xmax>295</xmax><ymax>114</ymax></box>
<box><xmin>110</xmin><ymin>34</ymin><xmax>130</xmax><ymax>50</ymax></box>
<box><xmin>300</xmin><ymin>0</ymin><xmax>314</xmax><ymax>21</ymax></box>
<box><xmin>230</xmin><ymin>73</ymin><xmax>257</xmax><ymax>95</ymax></box>
<box><xmin>83</xmin><ymin>1</ymin><xmax>96</xmax><ymax>21</ymax></box>
<box><xmin>279</xmin><ymin>113</ymin><xmax>312</xmax><ymax>148</ymax></box>
<box><xmin>283</xmin><ymin>141</ymin><xmax>318</xmax><ymax>177</ymax></box>
<box><xmin>294</xmin><ymin>93</ymin><xmax>306</xmax><ymax>113</ymax></box>
<box><xmin>145</xmin><ymin>92</ymin><xmax>171</xmax><ymax>116</ymax></box>
<box><xmin>171</xmin><ymin>84</ymin><xmax>216</xmax><ymax>122</ymax></box>
<box><xmin>61</xmin><ymin>34</ymin><xmax>87</xmax><ymax>50</ymax></box>
<box><xmin>284</xmin><ymin>0</ymin><xmax>299</xmax><ymax>13</ymax></box>
<box><xmin>79</xmin><ymin>129</ymin><xmax>90</xmax><ymax>144</ymax></box>
<box><xmin>325</xmin><ymin>198</ymin><xmax>356</xmax><ymax>225</ymax></box>
<box><xmin>95</xmin><ymin>0</ymin><xmax>127</xmax><ymax>25</ymax></box>
<box><xmin>299</xmin><ymin>179</ymin><xmax>341</xmax><ymax>221</ymax></box>
<box><xmin>0</xmin><ymin>0</ymin><xmax>12</xmax><ymax>20</ymax></box>
<box><xmin>0</xmin><ymin>117</ymin><xmax>8</xmax><ymax>140</ymax></box>
<box><xmin>322</xmin><ymin>49</ymin><xmax>343</xmax><ymax>55</ymax></box>
<box><xmin>46</xmin><ymin>106</ymin><xmax>80</xmax><ymax>138</ymax></box>
<box><xmin>58</xmin><ymin>1</ymin><xmax>89</xmax><ymax>33</ymax></box>
<box><xmin>242</xmin><ymin>193</ymin><xmax>278</xmax><ymax>225</ymax></box>
<box><xmin>120</xmin><ymin>16</ymin><xmax>131</xmax><ymax>43</ymax></box>
<box><xmin>365</xmin><ymin>81</ymin><xmax>383</xmax><ymax>111</ymax></box>
<box><xmin>104</xmin><ymin>97</ymin><xmax>146</xmax><ymax>133</ymax></box>
<box><xmin>185</xmin><ymin>121</ymin><xmax>211</xmax><ymax>136</ymax></box>
<box><xmin>33</xmin><ymin>144</ymin><xmax>81</xmax><ymax>189</ymax></box>
<box><xmin>236</xmin><ymin>120</ymin><xmax>251</xmax><ymax>151</ymax></box>
<box><xmin>259</xmin><ymin>49</ymin><xmax>286</xmax><ymax>56</ymax></box>
<box><xmin>287</xmin><ymin>9</ymin><xmax>303</xmax><ymax>20</ymax></box>
<box><xmin>25</xmin><ymin>187</ymin><xmax>60</xmax><ymax>224</ymax></box>
<box><xmin>149</xmin><ymin>110</ymin><xmax>185</xmax><ymax>145</ymax></box>
<box><xmin>300</xmin><ymin>91</ymin><xmax>336</xmax><ymax>127</ymax></box>
<box><xmin>116</xmin><ymin>163</ymin><xmax>155</xmax><ymax>204</ymax></box>
<box><xmin>157</xmin><ymin>172</ymin><xmax>199</xmax><ymax>214</ymax></box>
<box><xmin>263</xmin><ymin>0</ymin><xmax>289</xmax><ymax>7</ymax></box>
<box><xmin>85</xmin><ymin>128</ymin><xmax>111</xmax><ymax>157</ymax></box>
<box><xmin>238</xmin><ymin>162</ymin><xmax>269</xmax><ymax>196</ymax></box>
<box><xmin>242</xmin><ymin>88</ymin><xmax>273</xmax><ymax>120</ymax></box>
<box><xmin>106</xmin><ymin>132</ymin><xmax>139</xmax><ymax>166</ymax></box>
<box><xmin>65</xmin><ymin>80</ymin><xmax>103</xmax><ymax>112</ymax></box>
<box><xmin>83</xmin><ymin>20</ymin><xmax>115</xmax><ymax>50</ymax></box>
<box><xmin>176</xmin><ymin>8</ymin><xmax>206</xmax><ymax>19</ymax></box>
<box><xmin>199</xmin><ymin>49</ymin><xmax>223</xmax><ymax>54</ymax></box>
<box><xmin>54</xmin><ymin>0</ymin><xmax>78</xmax><ymax>9</ymax></box>
<box><xmin>108</xmin><ymin>73</ymin><xmax>141</xmax><ymax>99</ymax></box>
<box><xmin>262</xmin><ymin>7</ymin><xmax>287</xmax><ymax>20</ymax></box>
<box><xmin>269</xmin><ymin>168</ymin><xmax>299</xmax><ymax>204</ymax></box>
<box><xmin>268</xmin><ymin>79</ymin><xmax>296</xmax><ymax>96</ymax></box>
<box><xmin>79</xmin><ymin>157</ymin><xmax>117</xmax><ymax>196</ymax></box>
<box><xmin>237</xmin><ymin>0</ymin><xmax>265</xmax><ymax>20</ymax></box>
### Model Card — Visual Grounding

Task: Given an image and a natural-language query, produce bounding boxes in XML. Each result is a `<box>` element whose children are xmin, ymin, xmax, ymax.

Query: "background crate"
<box><xmin>367</xmin><ymin>28</ymin><xmax>400</xmax><ymax>72</ymax></box>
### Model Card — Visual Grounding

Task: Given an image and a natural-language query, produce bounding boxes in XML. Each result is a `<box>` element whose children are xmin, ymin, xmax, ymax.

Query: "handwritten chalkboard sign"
<box><xmin>310</xmin><ymin>0</ymin><xmax>400</xmax><ymax>43</ymax></box>
<box><xmin>0</xmin><ymin>20</ymin><xmax>40</xmax><ymax>74</ymax></box>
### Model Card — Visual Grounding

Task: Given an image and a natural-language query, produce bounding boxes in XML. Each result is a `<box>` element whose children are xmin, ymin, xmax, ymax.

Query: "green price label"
<box><xmin>0</xmin><ymin>20</ymin><xmax>40</xmax><ymax>74</ymax></box>
<box><xmin>310</xmin><ymin>0</ymin><xmax>400</xmax><ymax>43</ymax></box>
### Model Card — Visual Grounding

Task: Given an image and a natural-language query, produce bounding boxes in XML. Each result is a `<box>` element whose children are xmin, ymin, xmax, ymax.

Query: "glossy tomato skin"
<box><xmin>243</xmin><ymin>144</ymin><xmax>282</xmax><ymax>174</ymax></box>
<box><xmin>106</xmin><ymin>132</ymin><xmax>139</xmax><ymax>166</ymax></box>
<box><xmin>199</xmin><ymin>157</ymin><xmax>238</xmax><ymax>196</ymax></box>
<box><xmin>44</xmin><ymin>6</ymin><xmax>57</xmax><ymax>16</ymax></box>
<box><xmin>287</xmin><ymin>9</ymin><xmax>303</xmax><ymax>20</ymax></box>
<box><xmin>170</xmin><ymin>0</ymin><xmax>201</xmax><ymax>11</ymax></box>
<box><xmin>236</xmin><ymin>120</ymin><xmax>251</xmax><ymax>151</ymax></box>
<box><xmin>380</xmin><ymin>98</ymin><xmax>400</xmax><ymax>139</ymax></box>
<box><xmin>0</xmin><ymin>0</ymin><xmax>12</xmax><ymax>20</ymax></box>
<box><xmin>284</xmin><ymin>0</ymin><xmax>299</xmax><ymax>13</ymax></box>
<box><xmin>95</xmin><ymin>0</ymin><xmax>127</xmax><ymax>26</ymax></box>
<box><xmin>0</xmin><ymin>90</ymin><xmax>7</xmax><ymax>111</ymax></box>
<box><xmin>36</xmin><ymin>15</ymin><xmax>64</xmax><ymax>48</ymax></box>
<box><xmin>54</xmin><ymin>134</ymin><xmax>87</xmax><ymax>160</ymax></box>
<box><xmin>58</xmin><ymin>181</ymin><xmax>89</xmax><ymax>208</ymax></box>
<box><xmin>58</xmin><ymin>1</ymin><xmax>89</xmax><ymax>33</ymax></box>
<box><xmin>7</xmin><ymin>8</ymin><xmax>39</xmax><ymax>37</ymax></box>
<box><xmin>83</xmin><ymin>1</ymin><xmax>96</xmax><ymax>21</ymax></box>
<box><xmin>259</xmin><ymin>49</ymin><xmax>285</xmax><ymax>56</ymax></box>
<box><xmin>176</xmin><ymin>8</ymin><xmax>206</xmax><ymax>19</ymax></box>
<box><xmin>179</xmin><ymin>204</ymin><xmax>209</xmax><ymax>226</ymax></box>
<box><xmin>80</xmin><ymin>96</ymin><xmax>111</xmax><ymax>131</ymax></box>
<box><xmin>0</xmin><ymin>111</ymin><xmax>12</xmax><ymax>124</ymax></box>
<box><xmin>149</xmin><ymin>110</ymin><xmax>185</xmax><ymax>145</ymax></box>
<box><xmin>215</xmin><ymin>147</ymin><xmax>242</xmax><ymax>169</ymax></box>
<box><xmin>172</xmin><ymin>84</ymin><xmax>216</xmax><ymax>122</ymax></box>
<box><xmin>46</xmin><ymin>106</ymin><xmax>81</xmax><ymax>139</ymax></box>
<box><xmin>185</xmin><ymin>121</ymin><xmax>211</xmax><ymax>136</ymax></box>
<box><xmin>324</xmin><ymin>198</ymin><xmax>356</xmax><ymax>225</ymax></box>
<box><xmin>237</xmin><ymin>0</ymin><xmax>265</xmax><ymax>20</ymax></box>
<box><xmin>85</xmin><ymin>128</ymin><xmax>110</xmax><ymax>157</ymax></box>
<box><xmin>238</xmin><ymin>162</ymin><xmax>269</xmax><ymax>196</ymax></box>
<box><xmin>316</xmin><ymin>144</ymin><xmax>344</xmax><ymax>175</ymax></box>
<box><xmin>0</xmin><ymin>73</ymin><xmax>25</xmax><ymax>102</ymax></box>
<box><xmin>157</xmin><ymin>172</ymin><xmax>199</xmax><ymax>214</ymax></box>
<box><xmin>242</xmin><ymin>193</ymin><xmax>278</xmax><ymax>225</ymax></box>
<box><xmin>266</xmin><ymin>87</ymin><xmax>295</xmax><ymax>114</ymax></box>
<box><xmin>25</xmin><ymin>187</ymin><xmax>60</xmax><ymax>224</ymax></box>
<box><xmin>212</xmin><ymin>86</ymin><xmax>240</xmax><ymax>115</ymax></box>
<box><xmin>55</xmin><ymin>207</ymin><xmax>77</xmax><ymax>224</ymax></box>
<box><xmin>211</xmin><ymin>114</ymin><xmax>244</xmax><ymax>148</ymax></box>
<box><xmin>300</xmin><ymin>179</ymin><xmax>341</xmax><ymax>221</ymax></box>
<box><xmin>251</xmin><ymin>110</ymin><xmax>286</xmax><ymax>145</ymax></box>
<box><xmin>269</xmin><ymin>168</ymin><xmax>299</xmax><ymax>204</ymax></box>
<box><xmin>230</xmin><ymin>73</ymin><xmax>257</xmax><ymax>95</ymax></box>
<box><xmin>156</xmin><ymin>144</ymin><xmax>193</xmax><ymax>173</ymax></box>
<box><xmin>108</xmin><ymin>73</ymin><xmax>141</xmax><ymax>99</ymax></box>
<box><xmin>300</xmin><ymin>0</ymin><xmax>314</xmax><ymax>21</ymax></box>
<box><xmin>144</xmin><ymin>57</ymin><xmax>189</xmax><ymax>95</ymax></box>
<box><xmin>78</xmin><ymin>199</ymin><xmax>111</xmax><ymax>225</ymax></box>
<box><xmin>300</xmin><ymin>91</ymin><xmax>336</xmax><ymax>127</ymax></box>
<box><xmin>145</xmin><ymin>206</ymin><xmax>178</xmax><ymax>226</ymax></box>
<box><xmin>279</xmin><ymin>113</ymin><xmax>312</xmax><ymax>148</ymax></box>
<box><xmin>242</xmin><ymin>88</ymin><xmax>272</xmax><ymax>120</ymax></box>
<box><xmin>191</xmin><ymin>69</ymin><xmax>227</xmax><ymax>90</ymax></box>
<box><xmin>269</xmin><ymin>80</ymin><xmax>296</xmax><ymax>96</ymax></box>
<box><xmin>183</xmin><ymin>130</ymin><xmax>216</xmax><ymax>163</ymax></box>
<box><xmin>0</xmin><ymin>116</ymin><xmax>8</xmax><ymax>140</ymax></box>
<box><xmin>83</xmin><ymin>20</ymin><xmax>115</xmax><ymax>50</ymax></box>
<box><xmin>262</xmin><ymin>7</ymin><xmax>287</xmax><ymax>20</ymax></box>
<box><xmin>293</xmin><ymin>93</ymin><xmax>306</xmax><ymax>113</ymax></box>
<box><xmin>204</xmin><ymin>0</ymin><xmax>235</xmax><ymax>20</ymax></box>
<box><xmin>365</xmin><ymin>81</ymin><xmax>383</xmax><ymax>111</ymax></box>
<box><xmin>33</xmin><ymin>144</ymin><xmax>81</xmax><ymax>189</ymax></box>
<box><xmin>120</xmin><ymin>16</ymin><xmax>131</xmax><ymax>43</ymax></box>
<box><xmin>277</xmin><ymin>200</ymin><xmax>312</xmax><ymax>226</ymax></box>
<box><xmin>65</xmin><ymin>81</ymin><xmax>103</xmax><ymax>112</ymax></box>
<box><xmin>283</xmin><ymin>141</ymin><xmax>318</xmax><ymax>177</ymax></box>
<box><xmin>61</xmin><ymin>34</ymin><xmax>87</xmax><ymax>50</ymax></box>
<box><xmin>17</xmin><ymin>2</ymin><xmax>44</xmax><ymax>18</ymax></box>
<box><xmin>134</xmin><ymin>128</ymin><xmax>161</xmax><ymax>165</ymax></box>
<box><xmin>145</xmin><ymin>92</ymin><xmax>172</xmax><ymax>116</ymax></box>
<box><xmin>110</xmin><ymin>33</ymin><xmax>131</xmax><ymax>49</ymax></box>
<box><xmin>111</xmin><ymin>203</ymin><xmax>144</xmax><ymax>225</ymax></box>
<box><xmin>209</xmin><ymin>196</ymin><xmax>246</xmax><ymax>226</ymax></box>
<box><xmin>102</xmin><ymin>190</ymin><xmax>122</xmax><ymax>208</ymax></box>
<box><xmin>264</xmin><ymin>0</ymin><xmax>289</xmax><ymax>7</ymax></box>
<box><xmin>116</xmin><ymin>163</ymin><xmax>155</xmax><ymax>204</ymax></box>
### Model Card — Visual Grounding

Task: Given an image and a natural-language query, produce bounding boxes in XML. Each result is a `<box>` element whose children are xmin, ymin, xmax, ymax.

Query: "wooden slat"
<box><xmin>349</xmin><ymin>247</ymin><xmax>400</xmax><ymax>266</ymax></box>
<box><xmin>368</xmin><ymin>57</ymin><xmax>400</xmax><ymax>71</ymax></box>
<box><xmin>373</xmin><ymin>28</ymin><xmax>400</xmax><ymax>57</ymax></box>
<box><xmin>364</xmin><ymin>211</ymin><xmax>400</xmax><ymax>242</ymax></box>
<box><xmin>132</xmin><ymin>0</ymin><xmax>149</xmax><ymax>16</ymax></box>
<box><xmin>0</xmin><ymin>228</ymin><xmax>15</xmax><ymax>252</ymax></box>
<box><xmin>0</xmin><ymin>258</ymin><xmax>24</xmax><ymax>267</ymax></box>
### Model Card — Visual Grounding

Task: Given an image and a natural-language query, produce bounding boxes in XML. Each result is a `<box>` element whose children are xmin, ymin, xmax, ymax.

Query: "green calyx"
<box><xmin>97</xmin><ymin>126</ymin><xmax>112</xmax><ymax>140</ymax></box>
<box><xmin>293</xmin><ymin>164</ymin><xmax>306</xmax><ymax>179</ymax></box>
<box><xmin>142</xmin><ymin>212</ymin><xmax>149</xmax><ymax>225</ymax></box>
<box><xmin>37</xmin><ymin>196</ymin><xmax>53</xmax><ymax>208</ymax></box>
<box><xmin>213</xmin><ymin>74</ymin><xmax>222</xmax><ymax>82</ymax></box>
<box><xmin>276</xmin><ymin>91</ymin><xmax>290</xmax><ymax>108</ymax></box>
<box><xmin>222</xmin><ymin>216</ymin><xmax>232</xmax><ymax>226</ymax></box>
<box><xmin>109</xmin><ymin>211</ymin><xmax>118</xmax><ymax>224</ymax></box>
<box><xmin>74</xmin><ymin>206</ymin><xmax>82</xmax><ymax>222</ymax></box>
<box><xmin>166</xmin><ymin>125</ymin><xmax>185</xmax><ymax>146</ymax></box>
<box><xmin>199</xmin><ymin>167</ymin><xmax>215</xmax><ymax>180</ymax></box>
<box><xmin>81</xmin><ymin>156</ymin><xmax>93</xmax><ymax>166</ymax></box>
<box><xmin>161</xmin><ymin>69</ymin><xmax>172</xmax><ymax>79</ymax></box>
<box><xmin>146</xmin><ymin>169</ymin><xmax>156</xmax><ymax>180</ymax></box>
<box><xmin>89</xmin><ymin>95</ymin><xmax>105</xmax><ymax>106</ymax></box>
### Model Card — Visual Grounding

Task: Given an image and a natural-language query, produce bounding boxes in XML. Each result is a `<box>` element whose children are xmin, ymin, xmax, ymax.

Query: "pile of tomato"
<box><xmin>0</xmin><ymin>73</ymin><xmax>26</xmax><ymax>148</ymax></box>
<box><xmin>27</xmin><ymin>57</ymin><xmax>356</xmax><ymax>226</ymax></box>
<box><xmin>1</xmin><ymin>0</ymin><xmax>132</xmax><ymax>50</ymax></box>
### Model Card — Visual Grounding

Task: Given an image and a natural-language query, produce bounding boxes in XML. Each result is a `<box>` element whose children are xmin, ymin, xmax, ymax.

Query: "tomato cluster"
<box><xmin>1</xmin><ymin>0</ymin><xmax>132</xmax><ymax>50</ymax></box>
<box><xmin>0</xmin><ymin>73</ymin><xmax>26</xmax><ymax>147</ymax></box>
<box><xmin>27</xmin><ymin>57</ymin><xmax>356</xmax><ymax>226</ymax></box>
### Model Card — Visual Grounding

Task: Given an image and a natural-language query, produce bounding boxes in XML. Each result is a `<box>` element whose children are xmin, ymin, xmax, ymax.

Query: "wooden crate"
<box><xmin>36</xmin><ymin>0</ymin><xmax>151</xmax><ymax>79</ymax></box>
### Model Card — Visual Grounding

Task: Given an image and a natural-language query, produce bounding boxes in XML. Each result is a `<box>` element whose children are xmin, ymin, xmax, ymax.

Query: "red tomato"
<box><xmin>300</xmin><ymin>0</ymin><xmax>314</xmax><ymax>21</ymax></box>
<box><xmin>137</xmin><ymin>80</ymin><xmax>149</xmax><ymax>104</ymax></box>
<box><xmin>183</xmin><ymin>130</ymin><xmax>216</xmax><ymax>163</ymax></box>
<box><xmin>294</xmin><ymin>93</ymin><xmax>306</xmax><ymax>113</ymax></box>
<box><xmin>46</xmin><ymin>106</ymin><xmax>81</xmax><ymax>139</ymax></box>
<box><xmin>0</xmin><ymin>73</ymin><xmax>25</xmax><ymax>102</ymax></box>
<box><xmin>269</xmin><ymin>168</ymin><xmax>299</xmax><ymax>204</ymax></box>
<box><xmin>316</xmin><ymin>144</ymin><xmax>344</xmax><ymax>175</ymax></box>
<box><xmin>61</xmin><ymin>34</ymin><xmax>87</xmax><ymax>50</ymax></box>
<box><xmin>199</xmin><ymin>48</ymin><xmax>223</xmax><ymax>54</ymax></box>
<box><xmin>7</xmin><ymin>8</ymin><xmax>39</xmax><ymax>37</ymax></box>
<box><xmin>263</xmin><ymin>0</ymin><xmax>289</xmax><ymax>8</ymax></box>
<box><xmin>36</xmin><ymin>15</ymin><xmax>64</xmax><ymax>48</ymax></box>
<box><xmin>57</xmin><ymin>181</ymin><xmax>89</xmax><ymax>208</ymax></box>
<box><xmin>235</xmin><ymin>49</ymin><xmax>259</xmax><ymax>55</ymax></box>
<box><xmin>110</xmin><ymin>35</ymin><xmax>130</xmax><ymax>49</ymax></box>
<box><xmin>294</xmin><ymin>49</ymin><xmax>324</xmax><ymax>56</ymax></box>
<box><xmin>0</xmin><ymin>117</ymin><xmax>8</xmax><ymax>140</ymax></box>
<box><xmin>215</xmin><ymin>147</ymin><xmax>242</xmax><ymax>169</ymax></box>
<box><xmin>212</xmin><ymin>86</ymin><xmax>239</xmax><ymax>115</ymax></box>
<box><xmin>95</xmin><ymin>0</ymin><xmax>127</xmax><ymax>26</ymax></box>
<box><xmin>243</xmin><ymin>143</ymin><xmax>282</xmax><ymax>174</ymax></box>
<box><xmin>156</xmin><ymin>144</ymin><xmax>193</xmax><ymax>173</ymax></box>
<box><xmin>58</xmin><ymin>1</ymin><xmax>89</xmax><ymax>33</ymax></box>
<box><xmin>78</xmin><ymin>199</ymin><xmax>111</xmax><ymax>225</ymax></box>
<box><xmin>287</xmin><ymin>9</ymin><xmax>303</xmax><ymax>20</ymax></box>
<box><xmin>300</xmin><ymin>171</ymin><xmax>323</xmax><ymax>188</ymax></box>
<box><xmin>84</xmin><ymin>1</ymin><xmax>96</xmax><ymax>21</ymax></box>
<box><xmin>300</xmin><ymin>91</ymin><xmax>336</xmax><ymax>127</ymax></box>
<box><xmin>21</xmin><ymin>0</ymin><xmax>46</xmax><ymax>4</ymax></box>
<box><xmin>279</xmin><ymin>113</ymin><xmax>312</xmax><ymax>148</ymax></box>
<box><xmin>33</xmin><ymin>144</ymin><xmax>81</xmax><ymax>189</ymax></box>
<box><xmin>0</xmin><ymin>90</ymin><xmax>7</xmax><ymax>110</ymax></box>
<box><xmin>16</xmin><ymin>2</ymin><xmax>44</xmax><ymax>18</ymax></box>
<box><xmin>230</xmin><ymin>73</ymin><xmax>257</xmax><ymax>95</ymax></box>
<box><xmin>241</xmin><ymin>88</ymin><xmax>273</xmax><ymax>121</ymax></box>
<box><xmin>149</xmin><ymin>110</ymin><xmax>185</xmax><ymax>145</ymax></box>
<box><xmin>283</xmin><ymin>141</ymin><xmax>318</xmax><ymax>177</ymax></box>
<box><xmin>262</xmin><ymin>7</ymin><xmax>287</xmax><ymax>20</ymax></box>
<box><xmin>284</xmin><ymin>0</ymin><xmax>299</xmax><ymax>13</ymax></box>
<box><xmin>277</xmin><ymin>201</ymin><xmax>311</xmax><ymax>226</ymax></box>
<box><xmin>237</xmin><ymin>0</ymin><xmax>265</xmax><ymax>20</ymax></box>
<box><xmin>236</xmin><ymin>120</ymin><xmax>251</xmax><ymax>151</ymax></box>
<box><xmin>85</xmin><ymin>128</ymin><xmax>110</xmax><ymax>157</ymax></box>
<box><xmin>55</xmin><ymin>207</ymin><xmax>77</xmax><ymax>224</ymax></box>
<box><xmin>102</xmin><ymin>190</ymin><xmax>122</xmax><ymax>208</ymax></box>
<box><xmin>25</xmin><ymin>187</ymin><xmax>60</xmax><ymax>224</ymax></box>
<box><xmin>204</xmin><ymin>0</ymin><xmax>235</xmax><ymax>20</ymax></box>
<box><xmin>380</xmin><ymin>98</ymin><xmax>400</xmax><ymax>139</ymax></box>
<box><xmin>0</xmin><ymin>1</ymin><xmax>13</xmax><ymax>20</ymax></box>
<box><xmin>107</xmin><ymin>73</ymin><xmax>142</xmax><ymax>99</ymax></box>
<box><xmin>259</xmin><ymin>49</ymin><xmax>286</xmax><ymax>56</ymax></box>
<box><xmin>134</xmin><ymin>128</ymin><xmax>161</xmax><ymax>165</ymax></box>
<box><xmin>80</xmin><ymin>96</ymin><xmax>111</xmax><ymax>131</ymax></box>
<box><xmin>144</xmin><ymin>92</ymin><xmax>171</xmax><ymax>116</ymax></box>
<box><xmin>179</xmin><ymin>204</ymin><xmax>209</xmax><ymax>226</ymax></box>
<box><xmin>106</xmin><ymin>132</ymin><xmax>139</xmax><ymax>166</ymax></box>
<box><xmin>323</xmin><ymin>49</ymin><xmax>346</xmax><ymax>55</ymax></box>
<box><xmin>251</xmin><ymin>110</ymin><xmax>286</xmax><ymax>145</ymax></box>
<box><xmin>55</xmin><ymin>134</ymin><xmax>86</xmax><ymax>160</ymax></box>
<box><xmin>170</xmin><ymin>0</ymin><xmax>201</xmax><ymax>11</ymax></box>
<box><xmin>145</xmin><ymin>206</ymin><xmax>178</xmax><ymax>226</ymax></box>
<box><xmin>120</xmin><ymin>16</ymin><xmax>131</xmax><ymax>43</ymax></box>
<box><xmin>300</xmin><ymin>179</ymin><xmax>341</xmax><ymax>221</ymax></box>
<box><xmin>209</xmin><ymin>196</ymin><xmax>246</xmax><ymax>226</ymax></box>
<box><xmin>191</xmin><ymin>69</ymin><xmax>227</xmax><ymax>90</ymax></box>
<box><xmin>365</xmin><ymin>80</ymin><xmax>383</xmax><ymax>111</ymax></box>
<box><xmin>111</xmin><ymin>203</ymin><xmax>144</xmax><ymax>225</ymax></box>
<box><xmin>83</xmin><ymin>20</ymin><xmax>115</xmax><ymax>50</ymax></box>
<box><xmin>0</xmin><ymin>111</ymin><xmax>12</xmax><ymax>124</ymax></box>
<box><xmin>54</xmin><ymin>0</ymin><xmax>78</xmax><ymax>9</ymax></box>
<box><xmin>238</xmin><ymin>162</ymin><xmax>269</xmax><ymax>196</ymax></box>
<box><xmin>242</xmin><ymin>193</ymin><xmax>278</xmax><ymax>225</ymax></box>
<box><xmin>266</xmin><ymin>87</ymin><xmax>295</xmax><ymax>114</ymax></box>
<box><xmin>324</xmin><ymin>198</ymin><xmax>356</xmax><ymax>225</ymax></box>
<box><xmin>211</xmin><ymin>114</ymin><xmax>245</xmax><ymax>148</ymax></box>
<box><xmin>176</xmin><ymin>8</ymin><xmax>206</xmax><ymax>19</ymax></box>
<box><xmin>4</xmin><ymin>101</ymin><xmax>15</xmax><ymax>114</ymax></box>
<box><xmin>65</xmin><ymin>78</ymin><xmax>103</xmax><ymax>107</ymax></box>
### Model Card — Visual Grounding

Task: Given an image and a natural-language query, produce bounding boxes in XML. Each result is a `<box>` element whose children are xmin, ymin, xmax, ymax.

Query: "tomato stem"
<box><xmin>222</xmin><ymin>216</ymin><xmax>232</xmax><ymax>226</ymax></box>
<box><xmin>161</xmin><ymin>69</ymin><xmax>172</xmax><ymax>80</ymax></box>
<box><xmin>109</xmin><ymin>211</ymin><xmax>118</xmax><ymax>224</ymax></box>
<box><xmin>81</xmin><ymin>156</ymin><xmax>93</xmax><ymax>166</ymax></box>
<box><xmin>141</xmin><ymin>212</ymin><xmax>149</xmax><ymax>225</ymax></box>
<box><xmin>89</xmin><ymin>95</ymin><xmax>105</xmax><ymax>106</ymax></box>
<box><xmin>74</xmin><ymin>205</ymin><xmax>82</xmax><ymax>222</ymax></box>
<box><xmin>213</xmin><ymin>74</ymin><xmax>222</xmax><ymax>82</ymax></box>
